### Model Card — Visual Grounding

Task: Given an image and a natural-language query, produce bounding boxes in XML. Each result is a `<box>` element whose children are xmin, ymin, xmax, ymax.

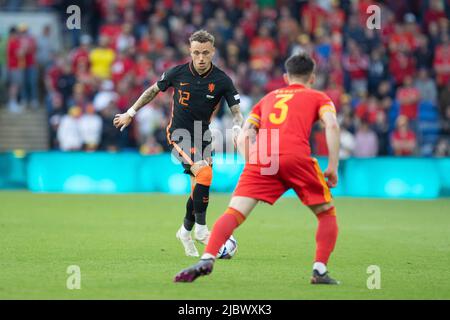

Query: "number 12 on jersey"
<box><xmin>269</xmin><ymin>94</ymin><xmax>294</xmax><ymax>125</ymax></box>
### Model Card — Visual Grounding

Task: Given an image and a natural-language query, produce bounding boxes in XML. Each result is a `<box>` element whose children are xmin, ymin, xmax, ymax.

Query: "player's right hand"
<box><xmin>113</xmin><ymin>113</ymin><xmax>132</xmax><ymax>132</ymax></box>
<box><xmin>324</xmin><ymin>167</ymin><xmax>338</xmax><ymax>188</ymax></box>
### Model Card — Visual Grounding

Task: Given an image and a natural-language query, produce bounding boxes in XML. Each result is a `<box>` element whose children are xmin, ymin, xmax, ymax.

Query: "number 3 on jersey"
<box><xmin>269</xmin><ymin>94</ymin><xmax>293</xmax><ymax>125</ymax></box>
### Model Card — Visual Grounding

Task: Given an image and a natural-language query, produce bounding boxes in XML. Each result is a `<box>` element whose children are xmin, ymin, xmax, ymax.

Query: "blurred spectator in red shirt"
<box><xmin>391</xmin><ymin>115</ymin><xmax>417</xmax><ymax>156</ymax></box>
<box><xmin>249</xmin><ymin>25</ymin><xmax>277</xmax><ymax>72</ymax></box>
<box><xmin>7</xmin><ymin>26</ymin><xmax>25</xmax><ymax>113</ymax></box>
<box><xmin>396</xmin><ymin>76</ymin><xmax>421</xmax><ymax>120</ymax></box>
<box><xmin>264</xmin><ymin>67</ymin><xmax>285</xmax><ymax>93</ymax></box>
<box><xmin>433</xmin><ymin>35</ymin><xmax>450</xmax><ymax>87</ymax></box>
<box><xmin>424</xmin><ymin>0</ymin><xmax>447</xmax><ymax>33</ymax></box>
<box><xmin>18</xmin><ymin>24</ymin><xmax>39</xmax><ymax>108</ymax></box>
<box><xmin>99</xmin><ymin>11</ymin><xmax>122</xmax><ymax>49</ymax></box>
<box><xmin>313</xmin><ymin>123</ymin><xmax>328</xmax><ymax>156</ymax></box>
<box><xmin>355</xmin><ymin>95</ymin><xmax>382</xmax><ymax>125</ymax></box>
<box><xmin>389</xmin><ymin>50</ymin><xmax>416</xmax><ymax>87</ymax></box>
<box><xmin>70</xmin><ymin>35</ymin><xmax>91</xmax><ymax>73</ymax></box>
<box><xmin>111</xmin><ymin>48</ymin><xmax>136</xmax><ymax>86</ymax></box>
<box><xmin>325</xmin><ymin>80</ymin><xmax>343</xmax><ymax>112</ymax></box>
<box><xmin>342</xmin><ymin>40</ymin><xmax>369</xmax><ymax>95</ymax></box>
<box><xmin>301</xmin><ymin>0</ymin><xmax>327</xmax><ymax>36</ymax></box>
<box><xmin>277</xmin><ymin>6</ymin><xmax>300</xmax><ymax>58</ymax></box>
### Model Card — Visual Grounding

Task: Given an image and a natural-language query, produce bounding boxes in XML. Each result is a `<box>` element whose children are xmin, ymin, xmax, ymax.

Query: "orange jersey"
<box><xmin>247</xmin><ymin>83</ymin><xmax>336</xmax><ymax>157</ymax></box>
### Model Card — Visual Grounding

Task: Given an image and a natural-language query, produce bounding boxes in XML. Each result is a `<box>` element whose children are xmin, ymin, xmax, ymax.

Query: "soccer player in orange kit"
<box><xmin>174</xmin><ymin>53</ymin><xmax>341</xmax><ymax>284</ymax></box>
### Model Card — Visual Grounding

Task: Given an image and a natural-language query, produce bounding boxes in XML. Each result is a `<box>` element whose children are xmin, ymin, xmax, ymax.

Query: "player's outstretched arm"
<box><xmin>229</xmin><ymin>104</ymin><xmax>244</xmax><ymax>145</ymax></box>
<box><xmin>321</xmin><ymin>111</ymin><xmax>340</xmax><ymax>188</ymax></box>
<box><xmin>113</xmin><ymin>83</ymin><xmax>161</xmax><ymax>132</ymax></box>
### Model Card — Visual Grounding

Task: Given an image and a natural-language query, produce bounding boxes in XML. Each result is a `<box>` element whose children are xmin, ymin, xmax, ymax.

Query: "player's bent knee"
<box><xmin>310</xmin><ymin>202</ymin><xmax>334</xmax><ymax>215</ymax></box>
<box><xmin>195</xmin><ymin>165</ymin><xmax>212</xmax><ymax>186</ymax></box>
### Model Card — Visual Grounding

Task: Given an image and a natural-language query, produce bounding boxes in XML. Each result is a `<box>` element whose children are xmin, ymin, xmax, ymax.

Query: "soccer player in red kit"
<box><xmin>174</xmin><ymin>53</ymin><xmax>341</xmax><ymax>284</ymax></box>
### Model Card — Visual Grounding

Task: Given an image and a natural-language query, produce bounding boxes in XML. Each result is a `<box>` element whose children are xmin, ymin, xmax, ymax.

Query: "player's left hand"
<box><xmin>324</xmin><ymin>167</ymin><xmax>338</xmax><ymax>188</ymax></box>
<box><xmin>232</xmin><ymin>125</ymin><xmax>242</xmax><ymax>147</ymax></box>
<box><xmin>113</xmin><ymin>113</ymin><xmax>132</xmax><ymax>132</ymax></box>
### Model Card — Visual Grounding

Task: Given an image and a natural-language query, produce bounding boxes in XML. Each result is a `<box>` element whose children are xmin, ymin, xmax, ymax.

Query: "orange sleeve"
<box><xmin>247</xmin><ymin>99</ymin><xmax>263</xmax><ymax>128</ymax></box>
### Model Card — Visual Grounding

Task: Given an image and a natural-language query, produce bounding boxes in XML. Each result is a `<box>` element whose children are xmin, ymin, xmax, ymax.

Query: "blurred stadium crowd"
<box><xmin>0</xmin><ymin>0</ymin><xmax>449</xmax><ymax>157</ymax></box>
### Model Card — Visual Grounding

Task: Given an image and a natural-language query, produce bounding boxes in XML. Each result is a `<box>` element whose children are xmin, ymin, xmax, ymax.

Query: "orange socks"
<box><xmin>314</xmin><ymin>207</ymin><xmax>338</xmax><ymax>264</ymax></box>
<box><xmin>204</xmin><ymin>208</ymin><xmax>246</xmax><ymax>257</ymax></box>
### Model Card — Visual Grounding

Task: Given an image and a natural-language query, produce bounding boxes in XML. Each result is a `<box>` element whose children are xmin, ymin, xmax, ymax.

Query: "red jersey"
<box><xmin>247</xmin><ymin>83</ymin><xmax>336</xmax><ymax>158</ymax></box>
<box><xmin>7</xmin><ymin>36</ymin><xmax>24</xmax><ymax>69</ymax></box>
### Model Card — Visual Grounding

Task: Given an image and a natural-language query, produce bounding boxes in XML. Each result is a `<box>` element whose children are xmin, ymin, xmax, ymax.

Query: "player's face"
<box><xmin>190</xmin><ymin>41</ymin><xmax>215</xmax><ymax>74</ymax></box>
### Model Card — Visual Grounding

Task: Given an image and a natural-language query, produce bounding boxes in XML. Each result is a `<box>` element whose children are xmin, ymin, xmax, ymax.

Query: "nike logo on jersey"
<box><xmin>206</xmin><ymin>95</ymin><xmax>215</xmax><ymax>99</ymax></box>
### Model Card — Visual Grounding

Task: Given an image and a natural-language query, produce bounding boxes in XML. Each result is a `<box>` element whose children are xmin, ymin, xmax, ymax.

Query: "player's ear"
<box><xmin>283</xmin><ymin>73</ymin><xmax>289</xmax><ymax>85</ymax></box>
<box><xmin>309</xmin><ymin>73</ymin><xmax>316</xmax><ymax>86</ymax></box>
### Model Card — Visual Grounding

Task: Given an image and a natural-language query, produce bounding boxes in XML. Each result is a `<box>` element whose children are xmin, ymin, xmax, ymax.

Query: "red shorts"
<box><xmin>233</xmin><ymin>155</ymin><xmax>332</xmax><ymax>205</ymax></box>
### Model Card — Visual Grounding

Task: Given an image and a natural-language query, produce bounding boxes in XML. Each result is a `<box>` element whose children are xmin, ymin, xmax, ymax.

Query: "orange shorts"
<box><xmin>233</xmin><ymin>155</ymin><xmax>332</xmax><ymax>205</ymax></box>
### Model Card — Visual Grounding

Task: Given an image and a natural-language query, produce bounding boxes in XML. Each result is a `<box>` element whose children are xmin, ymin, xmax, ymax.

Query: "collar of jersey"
<box><xmin>288</xmin><ymin>83</ymin><xmax>306</xmax><ymax>89</ymax></box>
<box><xmin>189</xmin><ymin>62</ymin><xmax>214</xmax><ymax>78</ymax></box>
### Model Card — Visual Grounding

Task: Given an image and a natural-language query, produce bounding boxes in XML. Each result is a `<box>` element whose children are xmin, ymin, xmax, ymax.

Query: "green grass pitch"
<box><xmin>1</xmin><ymin>191</ymin><xmax>449</xmax><ymax>299</ymax></box>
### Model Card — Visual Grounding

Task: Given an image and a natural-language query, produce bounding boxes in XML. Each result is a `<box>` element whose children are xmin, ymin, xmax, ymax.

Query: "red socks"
<box><xmin>204</xmin><ymin>206</ymin><xmax>337</xmax><ymax>265</ymax></box>
<box><xmin>315</xmin><ymin>207</ymin><xmax>338</xmax><ymax>264</ymax></box>
<box><xmin>205</xmin><ymin>207</ymin><xmax>246</xmax><ymax>257</ymax></box>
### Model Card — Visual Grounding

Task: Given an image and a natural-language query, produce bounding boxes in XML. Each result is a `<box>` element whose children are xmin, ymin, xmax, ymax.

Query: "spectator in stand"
<box><xmin>312</xmin><ymin>122</ymin><xmax>328</xmax><ymax>156</ymax></box>
<box><xmin>249</xmin><ymin>25</ymin><xmax>277</xmax><ymax>72</ymax></box>
<box><xmin>67</xmin><ymin>83</ymin><xmax>90</xmax><ymax>111</ymax></box>
<box><xmin>342</xmin><ymin>40</ymin><xmax>369</xmax><ymax>95</ymax></box>
<box><xmin>18</xmin><ymin>24</ymin><xmax>39</xmax><ymax>109</ymax></box>
<box><xmin>0</xmin><ymin>33</ymin><xmax>6</xmax><ymax>84</ymax></box>
<box><xmin>355</xmin><ymin>95</ymin><xmax>383</xmax><ymax>125</ymax></box>
<box><xmin>93</xmin><ymin>80</ymin><xmax>118</xmax><ymax>113</ymax></box>
<box><xmin>99</xmin><ymin>102</ymin><xmax>120</xmax><ymax>151</ymax></box>
<box><xmin>57</xmin><ymin>106</ymin><xmax>83</xmax><ymax>151</ymax></box>
<box><xmin>354</xmin><ymin>121</ymin><xmax>379</xmax><ymax>158</ymax></box>
<box><xmin>116</xmin><ymin>23</ymin><xmax>136</xmax><ymax>53</ymax></box>
<box><xmin>424</xmin><ymin>0</ymin><xmax>447</xmax><ymax>33</ymax></box>
<box><xmin>70</xmin><ymin>34</ymin><xmax>91</xmax><ymax>73</ymax></box>
<box><xmin>264</xmin><ymin>67</ymin><xmax>285</xmax><ymax>93</ymax></box>
<box><xmin>396</xmin><ymin>75</ymin><xmax>421</xmax><ymax>121</ymax></box>
<box><xmin>37</xmin><ymin>25</ymin><xmax>56</xmax><ymax>70</ymax></box>
<box><xmin>434</xmin><ymin>138</ymin><xmax>449</xmax><ymax>157</ymax></box>
<box><xmin>414</xmin><ymin>68</ymin><xmax>438</xmax><ymax>105</ymax></box>
<box><xmin>373</xmin><ymin>111</ymin><xmax>390</xmax><ymax>156</ymax></box>
<box><xmin>48</xmin><ymin>92</ymin><xmax>65</xmax><ymax>149</ymax></box>
<box><xmin>438</xmin><ymin>82</ymin><xmax>450</xmax><ymax>117</ymax></box>
<box><xmin>56</xmin><ymin>62</ymin><xmax>76</xmax><ymax>111</ymax></box>
<box><xmin>6</xmin><ymin>26</ymin><xmax>24</xmax><ymax>113</ymax></box>
<box><xmin>79</xmin><ymin>104</ymin><xmax>103</xmax><ymax>151</ymax></box>
<box><xmin>391</xmin><ymin>115</ymin><xmax>417</xmax><ymax>156</ymax></box>
<box><xmin>433</xmin><ymin>33</ymin><xmax>450</xmax><ymax>88</ymax></box>
<box><xmin>367</xmin><ymin>47</ymin><xmax>388</xmax><ymax>95</ymax></box>
<box><xmin>414</xmin><ymin>35</ymin><xmax>433</xmax><ymax>70</ymax></box>
<box><xmin>339</xmin><ymin>124</ymin><xmax>356</xmax><ymax>159</ymax></box>
<box><xmin>89</xmin><ymin>36</ymin><xmax>116</xmax><ymax>80</ymax></box>
<box><xmin>389</xmin><ymin>49</ymin><xmax>416</xmax><ymax>88</ymax></box>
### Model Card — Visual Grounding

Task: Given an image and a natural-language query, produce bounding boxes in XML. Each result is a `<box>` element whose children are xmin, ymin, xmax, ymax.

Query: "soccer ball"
<box><xmin>217</xmin><ymin>235</ymin><xmax>238</xmax><ymax>259</ymax></box>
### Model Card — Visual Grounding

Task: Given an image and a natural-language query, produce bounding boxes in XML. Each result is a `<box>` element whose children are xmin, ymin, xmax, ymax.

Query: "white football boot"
<box><xmin>194</xmin><ymin>223</ymin><xmax>210</xmax><ymax>245</ymax></box>
<box><xmin>176</xmin><ymin>226</ymin><xmax>199</xmax><ymax>257</ymax></box>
